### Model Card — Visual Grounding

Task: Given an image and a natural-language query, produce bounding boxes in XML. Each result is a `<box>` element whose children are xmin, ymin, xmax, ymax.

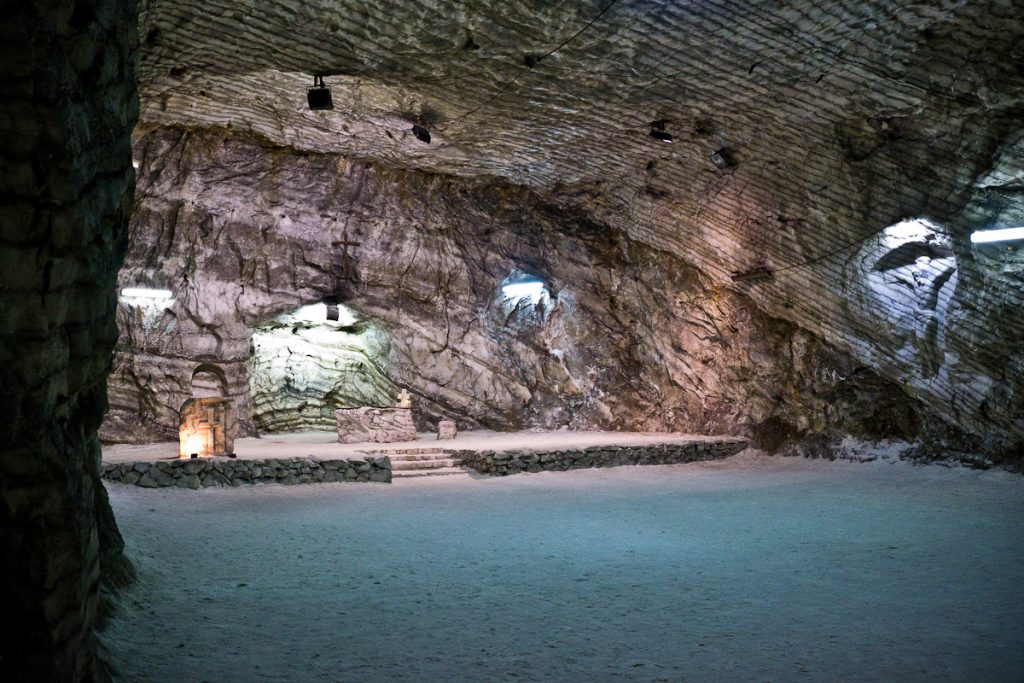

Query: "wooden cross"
<box><xmin>332</xmin><ymin>232</ymin><xmax>361</xmax><ymax>280</ymax></box>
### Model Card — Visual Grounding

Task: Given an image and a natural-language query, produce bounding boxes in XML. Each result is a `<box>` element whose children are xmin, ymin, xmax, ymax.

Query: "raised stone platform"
<box><xmin>101</xmin><ymin>430</ymin><xmax>749</xmax><ymax>487</ymax></box>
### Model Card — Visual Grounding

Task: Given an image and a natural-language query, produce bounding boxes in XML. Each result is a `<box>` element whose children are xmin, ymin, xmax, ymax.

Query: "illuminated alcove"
<box><xmin>494</xmin><ymin>270</ymin><xmax>554</xmax><ymax>327</ymax></box>
<box><xmin>248</xmin><ymin>302</ymin><xmax>398</xmax><ymax>433</ymax></box>
<box><xmin>851</xmin><ymin>218</ymin><xmax>958</xmax><ymax>379</ymax></box>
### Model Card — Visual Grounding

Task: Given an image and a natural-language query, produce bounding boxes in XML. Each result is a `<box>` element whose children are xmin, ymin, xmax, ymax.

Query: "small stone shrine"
<box><xmin>335</xmin><ymin>391</ymin><xmax>417</xmax><ymax>443</ymax></box>
<box><xmin>437</xmin><ymin>419</ymin><xmax>457</xmax><ymax>440</ymax></box>
<box><xmin>178</xmin><ymin>397</ymin><xmax>236</xmax><ymax>458</ymax></box>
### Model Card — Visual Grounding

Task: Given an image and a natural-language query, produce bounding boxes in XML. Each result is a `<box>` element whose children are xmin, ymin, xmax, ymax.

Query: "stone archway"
<box><xmin>191</xmin><ymin>363</ymin><xmax>229</xmax><ymax>398</ymax></box>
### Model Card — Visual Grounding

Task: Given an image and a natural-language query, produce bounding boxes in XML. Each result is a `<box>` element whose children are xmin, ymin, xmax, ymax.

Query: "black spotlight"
<box><xmin>412</xmin><ymin>123</ymin><xmax>431</xmax><ymax>144</ymax></box>
<box><xmin>307</xmin><ymin>75</ymin><xmax>333</xmax><ymax>111</ymax></box>
<box><xmin>710</xmin><ymin>147</ymin><xmax>737</xmax><ymax>169</ymax></box>
<box><xmin>649</xmin><ymin>120</ymin><xmax>673</xmax><ymax>143</ymax></box>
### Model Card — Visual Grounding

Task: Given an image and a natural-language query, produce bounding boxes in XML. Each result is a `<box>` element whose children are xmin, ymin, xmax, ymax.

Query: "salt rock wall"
<box><xmin>125</xmin><ymin>0</ymin><xmax>1024</xmax><ymax>462</ymax></box>
<box><xmin>249</xmin><ymin>309</ymin><xmax>398</xmax><ymax>432</ymax></box>
<box><xmin>0</xmin><ymin>0</ymin><xmax>138</xmax><ymax>680</ymax></box>
<box><xmin>106</xmin><ymin>127</ymin><xmax>946</xmax><ymax>455</ymax></box>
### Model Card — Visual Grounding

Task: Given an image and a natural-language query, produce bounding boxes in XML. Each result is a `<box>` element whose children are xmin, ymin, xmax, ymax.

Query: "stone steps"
<box><xmin>390</xmin><ymin>458</ymin><xmax>462</xmax><ymax>471</ymax></box>
<box><xmin>391</xmin><ymin>466</ymin><xmax>470</xmax><ymax>478</ymax></box>
<box><xmin>387</xmin><ymin>452</ymin><xmax>449</xmax><ymax>462</ymax></box>
<box><xmin>385</xmin><ymin>450</ymin><xmax>469</xmax><ymax>478</ymax></box>
<box><xmin>365</xmin><ymin>447</ymin><xmax>446</xmax><ymax>455</ymax></box>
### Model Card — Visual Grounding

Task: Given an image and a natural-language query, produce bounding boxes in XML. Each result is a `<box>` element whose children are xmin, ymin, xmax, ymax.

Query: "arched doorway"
<box><xmin>191</xmin><ymin>363</ymin><xmax>229</xmax><ymax>398</ymax></box>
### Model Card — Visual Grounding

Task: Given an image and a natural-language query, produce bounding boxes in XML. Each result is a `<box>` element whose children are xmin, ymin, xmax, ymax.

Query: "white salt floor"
<box><xmin>103</xmin><ymin>452</ymin><xmax>1024</xmax><ymax>682</ymax></box>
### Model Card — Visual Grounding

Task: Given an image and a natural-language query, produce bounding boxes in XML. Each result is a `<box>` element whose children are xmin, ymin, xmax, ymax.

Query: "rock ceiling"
<box><xmin>127</xmin><ymin>0</ymin><xmax>1024</xmax><ymax>452</ymax></box>
<box><xmin>138</xmin><ymin>0</ymin><xmax>1023</xmax><ymax>276</ymax></box>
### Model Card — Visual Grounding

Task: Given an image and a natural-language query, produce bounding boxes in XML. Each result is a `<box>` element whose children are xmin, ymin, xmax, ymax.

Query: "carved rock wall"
<box><xmin>249</xmin><ymin>307</ymin><xmax>398</xmax><ymax>432</ymax></box>
<box><xmin>125</xmin><ymin>0</ymin><xmax>1024</xmax><ymax>459</ymax></box>
<box><xmin>0</xmin><ymin>0</ymin><xmax>138</xmax><ymax>679</ymax></box>
<box><xmin>105</xmin><ymin>127</ymin><xmax>947</xmax><ymax>457</ymax></box>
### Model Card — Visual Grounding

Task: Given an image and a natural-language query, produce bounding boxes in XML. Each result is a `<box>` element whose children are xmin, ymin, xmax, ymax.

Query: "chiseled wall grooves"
<box><xmin>0</xmin><ymin>0</ymin><xmax>138</xmax><ymax>680</ymax></box>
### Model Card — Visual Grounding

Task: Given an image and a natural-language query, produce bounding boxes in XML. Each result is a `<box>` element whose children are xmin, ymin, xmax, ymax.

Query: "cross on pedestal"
<box><xmin>331</xmin><ymin>232</ymin><xmax>361</xmax><ymax>280</ymax></box>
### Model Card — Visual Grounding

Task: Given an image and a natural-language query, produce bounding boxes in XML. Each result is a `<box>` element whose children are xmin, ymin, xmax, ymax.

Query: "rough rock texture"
<box><xmin>460</xmin><ymin>438</ymin><xmax>749</xmax><ymax>476</ymax></box>
<box><xmin>249</xmin><ymin>305</ymin><xmax>398</xmax><ymax>432</ymax></box>
<box><xmin>0</xmin><ymin>0</ymin><xmax>138</xmax><ymax>679</ymax></box>
<box><xmin>335</xmin><ymin>407</ymin><xmax>418</xmax><ymax>444</ymax></box>
<box><xmin>107</xmin><ymin>126</ymin><xmax>1012</xmax><ymax>459</ymax></box>
<box><xmin>101</xmin><ymin>456</ymin><xmax>392</xmax><ymax>487</ymax></box>
<box><xmin>108</xmin><ymin>2</ymin><xmax>1024</xmax><ymax>463</ymax></box>
<box><xmin>106</xmin><ymin>129</ymin><xmax>935</xmax><ymax>450</ymax></box>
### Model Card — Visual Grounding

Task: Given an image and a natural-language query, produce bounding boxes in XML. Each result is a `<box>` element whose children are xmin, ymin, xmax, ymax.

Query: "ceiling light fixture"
<box><xmin>970</xmin><ymin>227</ymin><xmax>1024</xmax><ymax>243</ymax></box>
<box><xmin>121</xmin><ymin>287</ymin><xmax>174</xmax><ymax>301</ymax></box>
<box><xmin>710</xmin><ymin>148</ymin><xmax>736</xmax><ymax>169</ymax></box>
<box><xmin>649</xmin><ymin>120</ymin><xmax>673</xmax><ymax>143</ymax></box>
<box><xmin>307</xmin><ymin>75</ymin><xmax>333</xmax><ymax>111</ymax></box>
<box><xmin>502</xmin><ymin>279</ymin><xmax>547</xmax><ymax>303</ymax></box>
<box><xmin>412</xmin><ymin>123</ymin><xmax>431</xmax><ymax>144</ymax></box>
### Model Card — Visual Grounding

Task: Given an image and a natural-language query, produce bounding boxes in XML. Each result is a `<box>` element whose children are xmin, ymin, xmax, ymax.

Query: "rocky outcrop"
<box><xmin>0</xmin><ymin>0</ymin><xmax>138</xmax><ymax>679</ymax></box>
<box><xmin>248</xmin><ymin>305</ymin><xmax>398</xmax><ymax>432</ymax></box>
<box><xmin>119</xmin><ymin>1</ymin><xmax>1023</xmax><ymax>462</ymax></box>
<box><xmin>105</xmin><ymin>128</ymin><xmax>964</xmax><ymax>460</ymax></box>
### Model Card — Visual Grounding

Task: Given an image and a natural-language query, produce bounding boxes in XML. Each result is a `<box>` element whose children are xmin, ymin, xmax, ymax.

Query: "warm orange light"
<box><xmin>179</xmin><ymin>431</ymin><xmax>207</xmax><ymax>459</ymax></box>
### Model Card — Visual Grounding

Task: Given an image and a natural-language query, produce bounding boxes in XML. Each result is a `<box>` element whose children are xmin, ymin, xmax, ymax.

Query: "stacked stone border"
<box><xmin>101</xmin><ymin>437</ymin><xmax>749</xmax><ymax>487</ymax></box>
<box><xmin>102</xmin><ymin>456</ymin><xmax>392</xmax><ymax>488</ymax></box>
<box><xmin>456</xmin><ymin>437</ymin><xmax>749</xmax><ymax>476</ymax></box>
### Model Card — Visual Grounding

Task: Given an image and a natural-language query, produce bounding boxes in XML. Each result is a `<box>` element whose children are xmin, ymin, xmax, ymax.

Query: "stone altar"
<box><xmin>335</xmin><ymin>407</ymin><xmax>417</xmax><ymax>444</ymax></box>
<box><xmin>178</xmin><ymin>397</ymin><xmax>236</xmax><ymax>458</ymax></box>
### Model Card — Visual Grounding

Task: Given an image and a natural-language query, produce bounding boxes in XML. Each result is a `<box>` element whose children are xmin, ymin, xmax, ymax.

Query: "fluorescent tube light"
<box><xmin>970</xmin><ymin>227</ymin><xmax>1024</xmax><ymax>244</ymax></box>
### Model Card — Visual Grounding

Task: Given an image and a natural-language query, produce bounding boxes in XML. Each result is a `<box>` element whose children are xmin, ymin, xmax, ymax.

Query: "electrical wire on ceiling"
<box><xmin>438</xmin><ymin>0</ymin><xmax>625</xmax><ymax>131</ymax></box>
<box><xmin>731</xmin><ymin>143</ymin><xmax>939</xmax><ymax>283</ymax></box>
<box><xmin>307</xmin><ymin>1</ymin><xmax>979</xmax><ymax>282</ymax></box>
<box><xmin>423</xmin><ymin>0</ymin><xmax>979</xmax><ymax>142</ymax></box>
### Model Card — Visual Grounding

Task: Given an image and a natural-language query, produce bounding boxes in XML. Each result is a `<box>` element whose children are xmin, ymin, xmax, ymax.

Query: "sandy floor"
<box><xmin>103</xmin><ymin>453</ymin><xmax>1024</xmax><ymax>682</ymax></box>
<box><xmin>101</xmin><ymin>429</ymin><xmax>742</xmax><ymax>463</ymax></box>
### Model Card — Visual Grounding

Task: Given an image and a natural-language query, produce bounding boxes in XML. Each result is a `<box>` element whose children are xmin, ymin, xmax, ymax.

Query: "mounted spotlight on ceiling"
<box><xmin>730</xmin><ymin>266</ymin><xmax>774</xmax><ymax>283</ymax></box>
<box><xmin>649</xmin><ymin>120</ymin><xmax>673</xmax><ymax>143</ymax></box>
<box><xmin>411</xmin><ymin>121</ymin><xmax>431</xmax><ymax>144</ymax></box>
<box><xmin>710</xmin><ymin>147</ymin><xmax>737</xmax><ymax>170</ymax></box>
<box><xmin>307</xmin><ymin>75</ymin><xmax>333</xmax><ymax>111</ymax></box>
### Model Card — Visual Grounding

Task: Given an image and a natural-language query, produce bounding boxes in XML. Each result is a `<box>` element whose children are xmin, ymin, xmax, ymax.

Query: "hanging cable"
<box><xmin>440</xmin><ymin>0</ymin><xmax>624</xmax><ymax>130</ymax></box>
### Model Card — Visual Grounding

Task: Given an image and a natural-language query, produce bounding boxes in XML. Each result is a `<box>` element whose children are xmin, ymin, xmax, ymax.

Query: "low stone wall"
<box><xmin>457</xmin><ymin>438</ymin><xmax>748</xmax><ymax>476</ymax></box>
<box><xmin>101</xmin><ymin>456</ymin><xmax>392</xmax><ymax>488</ymax></box>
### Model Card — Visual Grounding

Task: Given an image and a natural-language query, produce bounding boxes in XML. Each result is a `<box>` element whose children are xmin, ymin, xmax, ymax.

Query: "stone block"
<box><xmin>437</xmin><ymin>419</ymin><xmax>457</xmax><ymax>440</ymax></box>
<box><xmin>335</xmin><ymin>407</ymin><xmax>417</xmax><ymax>444</ymax></box>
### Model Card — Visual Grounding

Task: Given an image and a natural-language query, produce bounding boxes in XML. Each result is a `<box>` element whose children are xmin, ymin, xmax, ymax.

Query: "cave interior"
<box><xmin>2</xmin><ymin>0</ymin><xmax>1024</xmax><ymax>680</ymax></box>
